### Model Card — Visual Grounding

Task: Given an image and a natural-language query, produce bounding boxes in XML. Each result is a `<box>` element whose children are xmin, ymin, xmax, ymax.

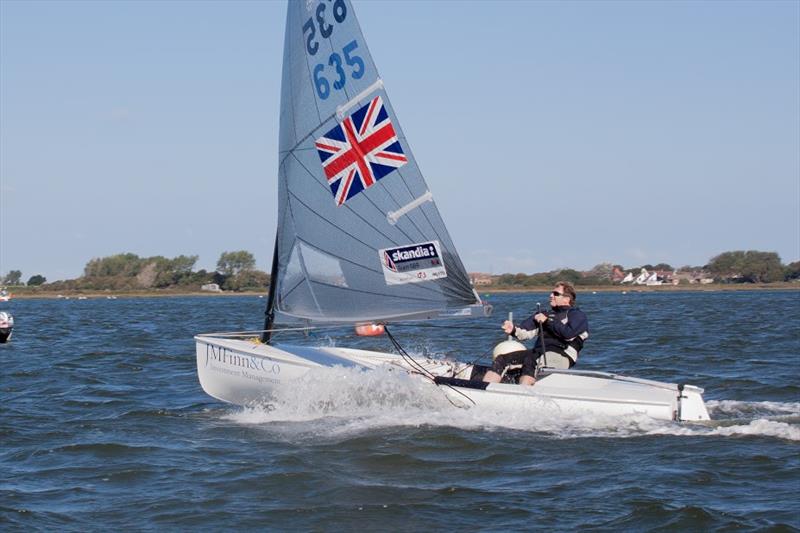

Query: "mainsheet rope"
<box><xmin>383</xmin><ymin>325</ymin><xmax>476</xmax><ymax>408</ymax></box>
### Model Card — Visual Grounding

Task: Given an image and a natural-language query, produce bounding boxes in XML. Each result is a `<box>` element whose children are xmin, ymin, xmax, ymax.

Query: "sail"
<box><xmin>272</xmin><ymin>0</ymin><xmax>484</xmax><ymax>324</ymax></box>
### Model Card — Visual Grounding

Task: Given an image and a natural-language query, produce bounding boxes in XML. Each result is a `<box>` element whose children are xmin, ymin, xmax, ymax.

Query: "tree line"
<box><xmin>1</xmin><ymin>270</ymin><xmax>45</xmax><ymax>287</ymax></box>
<box><xmin>705</xmin><ymin>251</ymin><xmax>797</xmax><ymax>283</ymax></box>
<box><xmin>2</xmin><ymin>248</ymin><xmax>798</xmax><ymax>291</ymax></box>
<box><xmin>492</xmin><ymin>250</ymin><xmax>799</xmax><ymax>287</ymax></box>
<box><xmin>1</xmin><ymin>251</ymin><xmax>269</xmax><ymax>292</ymax></box>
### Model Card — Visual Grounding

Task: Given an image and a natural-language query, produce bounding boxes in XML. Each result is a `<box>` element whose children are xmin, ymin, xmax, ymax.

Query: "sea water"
<box><xmin>1</xmin><ymin>291</ymin><xmax>798</xmax><ymax>530</ymax></box>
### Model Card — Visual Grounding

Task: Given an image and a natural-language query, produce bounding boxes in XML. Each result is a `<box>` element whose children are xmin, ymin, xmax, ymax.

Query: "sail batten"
<box><xmin>285</xmin><ymin>173</ymin><xmax>426</xmax><ymax>248</ymax></box>
<box><xmin>337</xmin><ymin>78</ymin><xmax>384</xmax><ymax>119</ymax></box>
<box><xmin>286</xmin><ymin>234</ymin><xmax>466</xmax><ymax>304</ymax></box>
<box><xmin>285</xmin><ymin>158</ymin><xmax>456</xmax><ymax>268</ymax></box>
<box><xmin>284</xmin><ymin>193</ymin><xmax>469</xmax><ymax>300</ymax></box>
<box><xmin>272</xmin><ymin>0</ymin><xmax>486</xmax><ymax>325</ymax></box>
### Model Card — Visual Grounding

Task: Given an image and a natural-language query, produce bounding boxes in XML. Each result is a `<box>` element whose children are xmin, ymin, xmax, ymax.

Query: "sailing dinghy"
<box><xmin>195</xmin><ymin>0</ymin><xmax>710</xmax><ymax>422</ymax></box>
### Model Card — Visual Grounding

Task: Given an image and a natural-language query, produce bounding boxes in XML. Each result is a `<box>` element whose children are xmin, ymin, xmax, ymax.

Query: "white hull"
<box><xmin>195</xmin><ymin>335</ymin><xmax>710</xmax><ymax>422</ymax></box>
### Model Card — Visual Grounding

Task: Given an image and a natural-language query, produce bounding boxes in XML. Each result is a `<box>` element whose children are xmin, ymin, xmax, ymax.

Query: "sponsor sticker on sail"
<box><xmin>379</xmin><ymin>240</ymin><xmax>447</xmax><ymax>285</ymax></box>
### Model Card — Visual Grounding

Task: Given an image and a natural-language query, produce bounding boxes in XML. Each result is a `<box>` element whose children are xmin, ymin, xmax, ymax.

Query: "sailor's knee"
<box><xmin>491</xmin><ymin>355</ymin><xmax>508</xmax><ymax>374</ymax></box>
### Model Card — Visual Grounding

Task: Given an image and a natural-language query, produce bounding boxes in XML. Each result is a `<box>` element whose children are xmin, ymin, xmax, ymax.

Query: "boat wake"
<box><xmin>222</xmin><ymin>366</ymin><xmax>800</xmax><ymax>442</ymax></box>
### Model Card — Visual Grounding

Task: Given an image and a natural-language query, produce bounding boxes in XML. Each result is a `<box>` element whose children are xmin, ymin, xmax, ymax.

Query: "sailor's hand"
<box><xmin>502</xmin><ymin>320</ymin><xmax>514</xmax><ymax>334</ymax></box>
<box><xmin>534</xmin><ymin>313</ymin><xmax>548</xmax><ymax>324</ymax></box>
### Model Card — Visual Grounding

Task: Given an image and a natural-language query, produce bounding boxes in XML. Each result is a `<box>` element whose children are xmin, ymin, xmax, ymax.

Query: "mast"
<box><xmin>260</xmin><ymin>234</ymin><xmax>279</xmax><ymax>343</ymax></box>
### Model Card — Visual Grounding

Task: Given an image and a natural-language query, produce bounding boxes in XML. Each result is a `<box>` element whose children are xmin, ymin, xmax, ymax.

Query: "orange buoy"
<box><xmin>354</xmin><ymin>323</ymin><xmax>385</xmax><ymax>336</ymax></box>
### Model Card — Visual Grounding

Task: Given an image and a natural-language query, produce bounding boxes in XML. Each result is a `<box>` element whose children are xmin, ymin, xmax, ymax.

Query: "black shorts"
<box><xmin>492</xmin><ymin>349</ymin><xmax>538</xmax><ymax>378</ymax></box>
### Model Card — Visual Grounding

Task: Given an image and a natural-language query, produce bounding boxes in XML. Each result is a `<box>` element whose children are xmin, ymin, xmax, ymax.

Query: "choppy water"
<box><xmin>1</xmin><ymin>291</ymin><xmax>798</xmax><ymax>530</ymax></box>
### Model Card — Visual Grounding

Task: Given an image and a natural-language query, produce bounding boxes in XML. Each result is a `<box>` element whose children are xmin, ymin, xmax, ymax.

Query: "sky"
<box><xmin>1</xmin><ymin>0</ymin><xmax>798</xmax><ymax>281</ymax></box>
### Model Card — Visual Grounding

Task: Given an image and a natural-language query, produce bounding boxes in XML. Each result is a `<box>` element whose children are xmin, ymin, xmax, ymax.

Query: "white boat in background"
<box><xmin>0</xmin><ymin>311</ymin><xmax>13</xmax><ymax>343</ymax></box>
<box><xmin>0</xmin><ymin>288</ymin><xmax>11</xmax><ymax>302</ymax></box>
<box><xmin>195</xmin><ymin>0</ymin><xmax>710</xmax><ymax>422</ymax></box>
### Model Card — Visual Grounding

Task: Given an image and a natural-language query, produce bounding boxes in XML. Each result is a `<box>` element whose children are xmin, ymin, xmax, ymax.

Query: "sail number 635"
<box><xmin>313</xmin><ymin>40</ymin><xmax>364</xmax><ymax>100</ymax></box>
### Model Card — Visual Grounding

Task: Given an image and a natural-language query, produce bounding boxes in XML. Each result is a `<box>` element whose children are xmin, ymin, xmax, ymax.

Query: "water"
<box><xmin>1</xmin><ymin>291</ymin><xmax>798</xmax><ymax>530</ymax></box>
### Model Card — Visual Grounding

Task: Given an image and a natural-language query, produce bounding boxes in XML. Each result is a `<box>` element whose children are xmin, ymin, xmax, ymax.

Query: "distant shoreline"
<box><xmin>481</xmin><ymin>282</ymin><xmax>800</xmax><ymax>294</ymax></box>
<box><xmin>3</xmin><ymin>282</ymin><xmax>798</xmax><ymax>300</ymax></box>
<box><xmin>2</xmin><ymin>290</ymin><xmax>263</xmax><ymax>300</ymax></box>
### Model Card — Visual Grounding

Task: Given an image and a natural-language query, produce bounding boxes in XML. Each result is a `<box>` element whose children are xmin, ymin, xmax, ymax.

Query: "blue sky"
<box><xmin>1</xmin><ymin>0</ymin><xmax>798</xmax><ymax>281</ymax></box>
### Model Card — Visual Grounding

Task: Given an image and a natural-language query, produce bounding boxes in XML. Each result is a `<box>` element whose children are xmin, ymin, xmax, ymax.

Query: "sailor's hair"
<box><xmin>555</xmin><ymin>281</ymin><xmax>577</xmax><ymax>303</ymax></box>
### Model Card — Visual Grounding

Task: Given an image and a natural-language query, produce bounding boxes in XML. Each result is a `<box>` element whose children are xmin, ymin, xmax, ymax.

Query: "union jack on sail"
<box><xmin>315</xmin><ymin>96</ymin><xmax>407</xmax><ymax>206</ymax></box>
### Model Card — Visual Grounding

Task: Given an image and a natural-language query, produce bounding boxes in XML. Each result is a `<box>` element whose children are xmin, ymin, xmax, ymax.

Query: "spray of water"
<box><xmin>223</xmin><ymin>366</ymin><xmax>800</xmax><ymax>442</ymax></box>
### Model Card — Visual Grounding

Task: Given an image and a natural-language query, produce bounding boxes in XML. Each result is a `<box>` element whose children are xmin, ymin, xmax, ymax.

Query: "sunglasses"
<box><xmin>551</xmin><ymin>291</ymin><xmax>564</xmax><ymax>297</ymax></box>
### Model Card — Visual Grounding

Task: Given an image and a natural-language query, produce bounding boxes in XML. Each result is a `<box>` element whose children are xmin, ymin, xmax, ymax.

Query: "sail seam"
<box><xmin>301</xmin><ymin>19</ymin><xmax>324</xmax><ymax>133</ymax></box>
<box><xmin>286</xmin><ymin>140</ymin><xmax>475</xmax><ymax>303</ymax></box>
<box><xmin>295</xmin><ymin>241</ymin><xmax>326</xmax><ymax>317</ymax></box>
<box><xmin>279</xmin><ymin>107</ymin><xmax>447</xmax><ymax>264</ymax></box>
<box><xmin>337</xmin><ymin>79</ymin><xmax>384</xmax><ymax>119</ymax></box>
<box><xmin>279</xmin><ymin>156</ymin><xmax>318</xmax><ymax>311</ymax></box>
<box><xmin>289</xmin><ymin>151</ymin><xmax>424</xmax><ymax>250</ymax></box>
<box><xmin>285</xmin><ymin>157</ymin><xmax>474</xmax><ymax>304</ymax></box>
<box><xmin>386</xmin><ymin>162</ymin><xmax>476</xmax><ymax>298</ymax></box>
<box><xmin>286</xmin><ymin>193</ymin><xmax>447</xmax><ymax>298</ymax></box>
<box><xmin>304</xmin><ymin>278</ymin><xmax>444</xmax><ymax>303</ymax></box>
<box><xmin>281</xmin><ymin>277</ymin><xmax>305</xmax><ymax>302</ymax></box>
<box><xmin>276</xmin><ymin>74</ymin><xmax>379</xmax><ymax>169</ymax></box>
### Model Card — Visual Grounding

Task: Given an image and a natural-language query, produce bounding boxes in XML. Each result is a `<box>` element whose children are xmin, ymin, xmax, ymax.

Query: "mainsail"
<box><xmin>270</xmin><ymin>0</ymin><xmax>484</xmax><ymax>324</ymax></box>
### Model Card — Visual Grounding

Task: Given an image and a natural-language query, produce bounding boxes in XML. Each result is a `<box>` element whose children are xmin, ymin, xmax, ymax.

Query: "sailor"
<box><xmin>483</xmin><ymin>281</ymin><xmax>589</xmax><ymax>386</ymax></box>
